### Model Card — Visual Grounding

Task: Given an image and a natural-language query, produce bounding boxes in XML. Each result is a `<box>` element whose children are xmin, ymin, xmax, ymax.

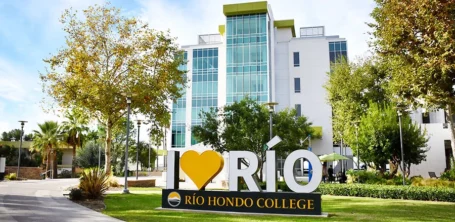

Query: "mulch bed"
<box><xmin>72</xmin><ymin>199</ymin><xmax>106</xmax><ymax>212</ymax></box>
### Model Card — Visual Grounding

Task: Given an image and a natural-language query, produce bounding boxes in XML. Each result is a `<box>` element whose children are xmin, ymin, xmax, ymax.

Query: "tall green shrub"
<box><xmin>79</xmin><ymin>168</ymin><xmax>109</xmax><ymax>199</ymax></box>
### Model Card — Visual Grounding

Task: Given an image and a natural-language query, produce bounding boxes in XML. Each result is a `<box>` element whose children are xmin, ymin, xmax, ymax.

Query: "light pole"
<box><xmin>398</xmin><ymin>110</ymin><xmax>406</xmax><ymax>185</ymax></box>
<box><xmin>265</xmin><ymin>102</ymin><xmax>278</xmax><ymax>179</ymax></box>
<box><xmin>148</xmin><ymin>144</ymin><xmax>151</xmax><ymax>172</ymax></box>
<box><xmin>17</xmin><ymin>121</ymin><xmax>27</xmax><ymax>178</ymax></box>
<box><xmin>123</xmin><ymin>96</ymin><xmax>132</xmax><ymax>194</ymax></box>
<box><xmin>136</xmin><ymin>120</ymin><xmax>142</xmax><ymax>180</ymax></box>
<box><xmin>355</xmin><ymin>124</ymin><xmax>359</xmax><ymax>170</ymax></box>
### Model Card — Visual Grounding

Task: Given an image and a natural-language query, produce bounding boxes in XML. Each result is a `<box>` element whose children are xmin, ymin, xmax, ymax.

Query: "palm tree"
<box><xmin>61</xmin><ymin>111</ymin><xmax>89</xmax><ymax>177</ymax></box>
<box><xmin>31</xmin><ymin>121</ymin><xmax>62</xmax><ymax>179</ymax></box>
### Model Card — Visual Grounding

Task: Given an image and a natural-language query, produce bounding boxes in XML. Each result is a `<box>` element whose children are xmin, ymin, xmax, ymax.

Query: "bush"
<box><xmin>412</xmin><ymin>178</ymin><xmax>455</xmax><ymax>189</ymax></box>
<box><xmin>346</xmin><ymin>169</ymin><xmax>411</xmax><ymax>185</ymax></box>
<box><xmin>5</xmin><ymin>173</ymin><xmax>17</xmax><ymax>180</ymax></box>
<box><xmin>69</xmin><ymin>188</ymin><xmax>84</xmax><ymax>200</ymax></box>
<box><xmin>59</xmin><ymin>170</ymin><xmax>72</xmax><ymax>178</ymax></box>
<box><xmin>107</xmin><ymin>176</ymin><xmax>120</xmax><ymax>188</ymax></box>
<box><xmin>317</xmin><ymin>183</ymin><xmax>455</xmax><ymax>202</ymax></box>
<box><xmin>441</xmin><ymin>170</ymin><xmax>455</xmax><ymax>181</ymax></box>
<box><xmin>79</xmin><ymin>168</ymin><xmax>109</xmax><ymax>199</ymax></box>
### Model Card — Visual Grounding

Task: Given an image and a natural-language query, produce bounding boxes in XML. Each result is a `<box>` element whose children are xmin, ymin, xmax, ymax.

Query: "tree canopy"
<box><xmin>354</xmin><ymin>102</ymin><xmax>428</xmax><ymax>175</ymax></box>
<box><xmin>192</xmin><ymin>97</ymin><xmax>318</xmax><ymax>180</ymax></box>
<box><xmin>41</xmin><ymin>3</ymin><xmax>187</xmax><ymax>174</ymax></box>
<box><xmin>369</xmin><ymin>0</ymin><xmax>455</xmax><ymax>158</ymax></box>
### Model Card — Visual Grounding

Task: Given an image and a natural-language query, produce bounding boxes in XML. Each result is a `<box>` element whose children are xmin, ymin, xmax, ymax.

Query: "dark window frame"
<box><xmin>293</xmin><ymin>52</ymin><xmax>300</xmax><ymax>67</ymax></box>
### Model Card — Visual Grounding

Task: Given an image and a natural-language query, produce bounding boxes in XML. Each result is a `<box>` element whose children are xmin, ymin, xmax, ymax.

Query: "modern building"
<box><xmin>163</xmin><ymin>1</ymin><xmax>348</xmax><ymax>187</ymax></box>
<box><xmin>408</xmin><ymin>109</ymin><xmax>454</xmax><ymax>177</ymax></box>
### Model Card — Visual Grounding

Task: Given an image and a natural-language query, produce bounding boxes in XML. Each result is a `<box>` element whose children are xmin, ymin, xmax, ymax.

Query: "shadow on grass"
<box><xmin>103</xmin><ymin>194</ymin><xmax>455</xmax><ymax>222</ymax></box>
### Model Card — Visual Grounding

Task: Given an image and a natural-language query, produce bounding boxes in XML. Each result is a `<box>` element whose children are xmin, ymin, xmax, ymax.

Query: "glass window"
<box><xmin>295</xmin><ymin>104</ymin><xmax>301</xmax><ymax>117</ymax></box>
<box><xmin>293</xmin><ymin>52</ymin><xmax>300</xmax><ymax>67</ymax></box>
<box><xmin>422</xmin><ymin>113</ymin><xmax>431</xmax><ymax>124</ymax></box>
<box><xmin>294</xmin><ymin>78</ymin><xmax>301</xmax><ymax>93</ymax></box>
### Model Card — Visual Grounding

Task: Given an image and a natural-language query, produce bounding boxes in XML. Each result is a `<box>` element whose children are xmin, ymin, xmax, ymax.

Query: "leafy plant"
<box><xmin>79</xmin><ymin>168</ymin><xmax>109</xmax><ymax>199</ymax></box>
<box><xmin>317</xmin><ymin>184</ymin><xmax>455</xmax><ymax>202</ymax></box>
<box><xmin>107</xmin><ymin>176</ymin><xmax>120</xmax><ymax>188</ymax></box>
<box><xmin>69</xmin><ymin>188</ymin><xmax>84</xmax><ymax>201</ymax></box>
<box><xmin>411</xmin><ymin>178</ymin><xmax>455</xmax><ymax>189</ymax></box>
<box><xmin>5</xmin><ymin>173</ymin><xmax>17</xmax><ymax>180</ymax></box>
<box><xmin>59</xmin><ymin>170</ymin><xmax>72</xmax><ymax>178</ymax></box>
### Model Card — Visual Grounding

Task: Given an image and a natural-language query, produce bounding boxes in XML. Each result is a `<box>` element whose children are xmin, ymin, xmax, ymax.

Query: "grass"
<box><xmin>103</xmin><ymin>193</ymin><xmax>455</xmax><ymax>222</ymax></box>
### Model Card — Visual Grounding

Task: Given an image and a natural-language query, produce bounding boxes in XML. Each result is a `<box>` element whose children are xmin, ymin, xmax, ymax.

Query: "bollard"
<box><xmin>0</xmin><ymin>157</ymin><xmax>5</xmax><ymax>181</ymax></box>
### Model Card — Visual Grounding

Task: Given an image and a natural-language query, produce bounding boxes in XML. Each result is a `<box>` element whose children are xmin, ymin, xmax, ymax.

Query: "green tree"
<box><xmin>325</xmin><ymin>57</ymin><xmax>388</xmax><ymax>144</ymax></box>
<box><xmin>31</xmin><ymin>121</ymin><xmax>63</xmax><ymax>178</ymax></box>
<box><xmin>129</xmin><ymin>141</ymin><xmax>157</xmax><ymax>170</ymax></box>
<box><xmin>76</xmin><ymin>141</ymin><xmax>105</xmax><ymax>168</ymax></box>
<box><xmin>192</xmin><ymin>97</ymin><xmax>317</xmax><ymax>181</ymax></box>
<box><xmin>61</xmin><ymin>109</ymin><xmax>89</xmax><ymax>177</ymax></box>
<box><xmin>41</xmin><ymin>3</ymin><xmax>187</xmax><ymax>174</ymax></box>
<box><xmin>369</xmin><ymin>0</ymin><xmax>455</xmax><ymax>158</ymax></box>
<box><xmin>1</xmin><ymin>129</ymin><xmax>33</xmax><ymax>141</ymax></box>
<box><xmin>355</xmin><ymin>102</ymin><xmax>428</xmax><ymax>176</ymax></box>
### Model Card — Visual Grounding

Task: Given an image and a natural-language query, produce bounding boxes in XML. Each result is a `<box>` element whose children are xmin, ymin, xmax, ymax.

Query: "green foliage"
<box><xmin>1</xmin><ymin>129</ymin><xmax>33</xmax><ymax>141</ymax></box>
<box><xmin>317</xmin><ymin>184</ymin><xmax>455</xmax><ymax>202</ymax></box>
<box><xmin>61</xmin><ymin>109</ymin><xmax>89</xmax><ymax>177</ymax></box>
<box><xmin>192</xmin><ymin>97</ymin><xmax>316</xmax><ymax>155</ymax></box>
<box><xmin>79</xmin><ymin>167</ymin><xmax>110</xmax><ymax>199</ymax></box>
<box><xmin>441</xmin><ymin>166</ymin><xmax>455</xmax><ymax>182</ymax></box>
<box><xmin>69</xmin><ymin>188</ymin><xmax>84</xmax><ymax>201</ymax></box>
<box><xmin>411</xmin><ymin>178</ymin><xmax>455</xmax><ymax>189</ymax></box>
<box><xmin>355</xmin><ymin>102</ymin><xmax>428</xmax><ymax>174</ymax></box>
<box><xmin>0</xmin><ymin>145</ymin><xmax>42</xmax><ymax>167</ymax></box>
<box><xmin>77</xmin><ymin>141</ymin><xmax>105</xmax><ymax>169</ymax></box>
<box><xmin>369</xmin><ymin>0</ymin><xmax>455</xmax><ymax>158</ymax></box>
<box><xmin>128</xmin><ymin>141</ymin><xmax>156</xmax><ymax>170</ymax></box>
<box><xmin>31</xmin><ymin>121</ymin><xmax>63</xmax><ymax>178</ymax></box>
<box><xmin>5</xmin><ymin>173</ymin><xmax>17</xmax><ymax>180</ymax></box>
<box><xmin>325</xmin><ymin>57</ymin><xmax>388</xmax><ymax>143</ymax></box>
<box><xmin>346</xmin><ymin>169</ymin><xmax>411</xmax><ymax>185</ymax></box>
<box><xmin>41</xmin><ymin>3</ymin><xmax>187</xmax><ymax>174</ymax></box>
<box><xmin>59</xmin><ymin>170</ymin><xmax>72</xmax><ymax>178</ymax></box>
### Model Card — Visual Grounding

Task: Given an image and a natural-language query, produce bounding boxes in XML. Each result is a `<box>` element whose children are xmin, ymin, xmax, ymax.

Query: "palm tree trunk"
<box><xmin>46</xmin><ymin>150</ymin><xmax>50</xmax><ymax>178</ymax></box>
<box><xmin>72</xmin><ymin>144</ymin><xmax>76</xmax><ymax>178</ymax></box>
<box><xmin>52</xmin><ymin>151</ymin><xmax>57</xmax><ymax>179</ymax></box>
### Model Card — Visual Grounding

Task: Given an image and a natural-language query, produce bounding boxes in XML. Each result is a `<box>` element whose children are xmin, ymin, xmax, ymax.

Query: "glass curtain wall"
<box><xmin>226</xmin><ymin>14</ymin><xmax>268</xmax><ymax>104</ymax></box>
<box><xmin>191</xmin><ymin>48</ymin><xmax>219</xmax><ymax>145</ymax></box>
<box><xmin>171</xmin><ymin>52</ymin><xmax>188</xmax><ymax>148</ymax></box>
<box><xmin>329</xmin><ymin>41</ymin><xmax>347</xmax><ymax>64</ymax></box>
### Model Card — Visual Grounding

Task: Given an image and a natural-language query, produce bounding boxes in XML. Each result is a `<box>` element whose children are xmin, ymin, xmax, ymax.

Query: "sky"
<box><xmin>0</xmin><ymin>0</ymin><xmax>376</xmax><ymax>141</ymax></box>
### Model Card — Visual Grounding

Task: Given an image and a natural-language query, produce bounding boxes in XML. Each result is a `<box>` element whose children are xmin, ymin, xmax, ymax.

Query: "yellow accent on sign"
<box><xmin>180</xmin><ymin>150</ymin><xmax>224</xmax><ymax>190</ymax></box>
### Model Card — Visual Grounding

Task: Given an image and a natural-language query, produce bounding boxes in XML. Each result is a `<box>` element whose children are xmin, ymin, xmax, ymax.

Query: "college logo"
<box><xmin>167</xmin><ymin>191</ymin><xmax>181</xmax><ymax>207</ymax></box>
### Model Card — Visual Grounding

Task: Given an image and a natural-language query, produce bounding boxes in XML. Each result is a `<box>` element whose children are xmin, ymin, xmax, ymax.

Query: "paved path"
<box><xmin>0</xmin><ymin>179</ymin><xmax>122</xmax><ymax>222</ymax></box>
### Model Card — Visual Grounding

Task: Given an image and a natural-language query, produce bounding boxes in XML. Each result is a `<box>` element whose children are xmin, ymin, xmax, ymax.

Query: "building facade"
<box><xmin>163</xmin><ymin>1</ymin><xmax>347</xmax><ymax>187</ymax></box>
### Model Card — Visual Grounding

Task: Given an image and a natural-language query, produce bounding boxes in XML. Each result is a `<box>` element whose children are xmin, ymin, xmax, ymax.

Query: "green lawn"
<box><xmin>103</xmin><ymin>193</ymin><xmax>455</xmax><ymax>222</ymax></box>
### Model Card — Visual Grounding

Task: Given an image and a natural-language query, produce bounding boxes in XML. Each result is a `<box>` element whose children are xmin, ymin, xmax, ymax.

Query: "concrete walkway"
<box><xmin>0</xmin><ymin>179</ymin><xmax>122</xmax><ymax>222</ymax></box>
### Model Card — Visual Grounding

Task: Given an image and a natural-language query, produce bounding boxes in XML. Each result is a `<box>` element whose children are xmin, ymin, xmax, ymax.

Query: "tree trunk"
<box><xmin>446</xmin><ymin>105</ymin><xmax>455</xmax><ymax>160</ymax></box>
<box><xmin>389</xmin><ymin>160</ymin><xmax>398</xmax><ymax>178</ymax></box>
<box><xmin>105</xmin><ymin>122</ymin><xmax>112</xmax><ymax>175</ymax></box>
<box><xmin>46</xmin><ymin>150</ymin><xmax>50</xmax><ymax>179</ymax></box>
<box><xmin>72</xmin><ymin>144</ymin><xmax>76</xmax><ymax>178</ymax></box>
<box><xmin>52</xmin><ymin>150</ymin><xmax>58</xmax><ymax>179</ymax></box>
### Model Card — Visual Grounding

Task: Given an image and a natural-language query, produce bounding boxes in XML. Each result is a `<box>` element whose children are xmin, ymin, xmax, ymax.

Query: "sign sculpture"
<box><xmin>161</xmin><ymin>149</ymin><xmax>323</xmax><ymax>216</ymax></box>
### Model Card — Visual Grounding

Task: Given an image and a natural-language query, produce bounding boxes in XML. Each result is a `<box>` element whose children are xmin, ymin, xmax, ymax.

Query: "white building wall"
<box><xmin>409</xmin><ymin>109</ymin><xmax>452</xmax><ymax>178</ymax></box>
<box><xmin>286</xmin><ymin>37</ymin><xmax>335</xmax><ymax>155</ymax></box>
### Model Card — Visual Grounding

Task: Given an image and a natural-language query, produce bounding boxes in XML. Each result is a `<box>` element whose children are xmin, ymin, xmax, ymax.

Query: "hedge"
<box><xmin>316</xmin><ymin>183</ymin><xmax>455</xmax><ymax>202</ymax></box>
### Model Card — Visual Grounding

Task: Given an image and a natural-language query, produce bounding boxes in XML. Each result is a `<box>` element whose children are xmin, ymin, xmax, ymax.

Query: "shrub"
<box><xmin>441</xmin><ymin>170</ymin><xmax>455</xmax><ymax>181</ymax></box>
<box><xmin>69</xmin><ymin>188</ymin><xmax>84</xmax><ymax>200</ymax></box>
<box><xmin>5</xmin><ymin>173</ymin><xmax>17</xmax><ymax>180</ymax></box>
<box><xmin>317</xmin><ymin>183</ymin><xmax>455</xmax><ymax>202</ymax></box>
<box><xmin>346</xmin><ymin>169</ymin><xmax>411</xmax><ymax>185</ymax></box>
<box><xmin>79</xmin><ymin>168</ymin><xmax>109</xmax><ymax>199</ymax></box>
<box><xmin>59</xmin><ymin>170</ymin><xmax>72</xmax><ymax>178</ymax></box>
<box><xmin>107</xmin><ymin>176</ymin><xmax>120</xmax><ymax>188</ymax></box>
<box><xmin>411</xmin><ymin>178</ymin><xmax>455</xmax><ymax>189</ymax></box>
